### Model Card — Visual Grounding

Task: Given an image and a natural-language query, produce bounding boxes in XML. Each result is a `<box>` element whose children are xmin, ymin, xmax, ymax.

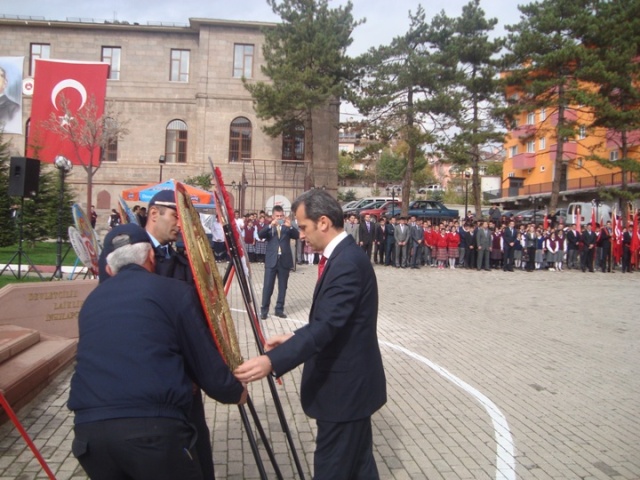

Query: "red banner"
<box><xmin>27</xmin><ymin>59</ymin><xmax>108</xmax><ymax>166</ymax></box>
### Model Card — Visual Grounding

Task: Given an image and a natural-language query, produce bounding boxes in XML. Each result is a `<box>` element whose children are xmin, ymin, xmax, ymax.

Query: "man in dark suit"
<box><xmin>358</xmin><ymin>213</ymin><xmax>374</xmax><ymax>260</ymax></box>
<box><xmin>258</xmin><ymin>205</ymin><xmax>299</xmax><ymax>319</ymax></box>
<box><xmin>566</xmin><ymin>224</ymin><xmax>581</xmax><ymax>269</ymax></box>
<box><xmin>409</xmin><ymin>217</ymin><xmax>424</xmax><ymax>269</ymax></box>
<box><xmin>384</xmin><ymin>216</ymin><xmax>396</xmax><ymax>265</ymax></box>
<box><xmin>476</xmin><ymin>221</ymin><xmax>492</xmax><ymax>270</ymax></box>
<box><xmin>581</xmin><ymin>224</ymin><xmax>597</xmax><ymax>272</ymax></box>
<box><xmin>373</xmin><ymin>217</ymin><xmax>386</xmax><ymax>264</ymax></box>
<box><xmin>621</xmin><ymin>225</ymin><xmax>632</xmax><ymax>273</ymax></box>
<box><xmin>235</xmin><ymin>189</ymin><xmax>387</xmax><ymax>480</ymax></box>
<box><xmin>502</xmin><ymin>220</ymin><xmax>517</xmax><ymax>271</ymax></box>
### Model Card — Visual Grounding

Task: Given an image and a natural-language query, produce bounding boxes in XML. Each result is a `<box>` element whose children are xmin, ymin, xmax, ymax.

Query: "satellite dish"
<box><xmin>265</xmin><ymin>195</ymin><xmax>292</xmax><ymax>215</ymax></box>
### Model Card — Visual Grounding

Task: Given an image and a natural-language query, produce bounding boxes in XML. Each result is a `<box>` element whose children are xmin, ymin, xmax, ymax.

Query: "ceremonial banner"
<box><xmin>0</xmin><ymin>56</ymin><xmax>24</xmax><ymax>134</ymax></box>
<box><xmin>27</xmin><ymin>59</ymin><xmax>108</xmax><ymax>166</ymax></box>
<box><xmin>175</xmin><ymin>182</ymin><xmax>242</xmax><ymax>371</ymax></box>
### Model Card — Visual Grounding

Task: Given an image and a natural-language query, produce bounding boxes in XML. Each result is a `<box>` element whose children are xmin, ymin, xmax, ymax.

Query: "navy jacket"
<box><xmin>68</xmin><ymin>265</ymin><xmax>243</xmax><ymax>424</ymax></box>
<box><xmin>266</xmin><ymin>234</ymin><xmax>387</xmax><ymax>422</ymax></box>
<box><xmin>258</xmin><ymin>223</ymin><xmax>299</xmax><ymax>269</ymax></box>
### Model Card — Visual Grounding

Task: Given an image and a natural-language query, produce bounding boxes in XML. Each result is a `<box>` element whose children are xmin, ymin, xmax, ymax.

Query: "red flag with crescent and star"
<box><xmin>27</xmin><ymin>59</ymin><xmax>108</xmax><ymax>166</ymax></box>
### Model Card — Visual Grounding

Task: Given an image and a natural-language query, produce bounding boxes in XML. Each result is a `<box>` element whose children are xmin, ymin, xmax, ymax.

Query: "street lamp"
<box><xmin>158</xmin><ymin>155</ymin><xmax>166</xmax><ymax>182</ymax></box>
<box><xmin>231</xmin><ymin>179</ymin><xmax>249</xmax><ymax>215</ymax></box>
<box><xmin>54</xmin><ymin>155</ymin><xmax>73</xmax><ymax>280</ymax></box>
<box><xmin>463</xmin><ymin>170</ymin><xmax>471</xmax><ymax>220</ymax></box>
<box><xmin>385</xmin><ymin>186</ymin><xmax>399</xmax><ymax>217</ymax></box>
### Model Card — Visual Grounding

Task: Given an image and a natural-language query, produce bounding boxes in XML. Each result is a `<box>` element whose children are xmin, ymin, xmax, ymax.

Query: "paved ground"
<box><xmin>1</xmin><ymin>263</ymin><xmax>639</xmax><ymax>479</ymax></box>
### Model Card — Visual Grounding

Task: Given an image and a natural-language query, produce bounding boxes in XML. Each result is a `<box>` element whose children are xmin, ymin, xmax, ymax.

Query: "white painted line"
<box><xmin>231</xmin><ymin>309</ymin><xmax>517</xmax><ymax>480</ymax></box>
<box><xmin>381</xmin><ymin>341</ymin><xmax>517</xmax><ymax>480</ymax></box>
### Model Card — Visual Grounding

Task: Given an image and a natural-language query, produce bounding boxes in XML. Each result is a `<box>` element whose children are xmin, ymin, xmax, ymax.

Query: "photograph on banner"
<box><xmin>0</xmin><ymin>56</ymin><xmax>24</xmax><ymax>134</ymax></box>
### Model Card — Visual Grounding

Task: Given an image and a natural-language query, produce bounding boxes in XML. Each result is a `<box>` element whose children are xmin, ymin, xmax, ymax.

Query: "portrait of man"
<box><xmin>0</xmin><ymin>57</ymin><xmax>24</xmax><ymax>134</ymax></box>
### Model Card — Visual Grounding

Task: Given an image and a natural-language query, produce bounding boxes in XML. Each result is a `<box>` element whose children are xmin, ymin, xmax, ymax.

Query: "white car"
<box><xmin>418</xmin><ymin>184</ymin><xmax>443</xmax><ymax>194</ymax></box>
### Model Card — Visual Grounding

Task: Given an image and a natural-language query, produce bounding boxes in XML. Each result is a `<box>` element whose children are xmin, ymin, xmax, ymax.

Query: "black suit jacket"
<box><xmin>358</xmin><ymin>221</ymin><xmax>374</xmax><ymax>245</ymax></box>
<box><xmin>267</xmin><ymin>234</ymin><xmax>387</xmax><ymax>422</ymax></box>
<box><xmin>258</xmin><ymin>223</ymin><xmax>299</xmax><ymax>270</ymax></box>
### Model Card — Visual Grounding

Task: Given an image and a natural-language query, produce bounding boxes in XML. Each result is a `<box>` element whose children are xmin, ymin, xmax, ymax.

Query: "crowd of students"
<box><xmin>232</xmin><ymin>209</ymin><xmax>639</xmax><ymax>274</ymax></box>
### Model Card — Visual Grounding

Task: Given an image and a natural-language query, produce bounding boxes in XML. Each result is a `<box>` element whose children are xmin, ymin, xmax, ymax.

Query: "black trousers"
<box><xmin>261</xmin><ymin>256</ymin><xmax>291</xmax><ymax>315</ymax></box>
<box><xmin>314</xmin><ymin>417</ymin><xmax>379</xmax><ymax>480</ymax></box>
<box><xmin>73</xmin><ymin>417</ymin><xmax>202</xmax><ymax>480</ymax></box>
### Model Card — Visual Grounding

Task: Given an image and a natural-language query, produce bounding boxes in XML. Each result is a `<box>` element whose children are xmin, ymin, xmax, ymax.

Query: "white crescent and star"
<box><xmin>51</xmin><ymin>79</ymin><xmax>87</xmax><ymax>110</ymax></box>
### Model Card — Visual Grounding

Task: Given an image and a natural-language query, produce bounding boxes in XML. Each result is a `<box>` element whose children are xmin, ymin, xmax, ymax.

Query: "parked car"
<box><xmin>341</xmin><ymin>200</ymin><xmax>360</xmax><ymax>211</ymax></box>
<box><xmin>418</xmin><ymin>184</ymin><xmax>443</xmax><ymax>194</ymax></box>
<box><xmin>359</xmin><ymin>200</ymin><xmax>402</xmax><ymax>221</ymax></box>
<box><xmin>344</xmin><ymin>199</ymin><xmax>390</xmax><ymax>217</ymax></box>
<box><xmin>342</xmin><ymin>196</ymin><xmax>395</xmax><ymax>212</ymax></box>
<box><xmin>385</xmin><ymin>200</ymin><xmax>459</xmax><ymax>221</ymax></box>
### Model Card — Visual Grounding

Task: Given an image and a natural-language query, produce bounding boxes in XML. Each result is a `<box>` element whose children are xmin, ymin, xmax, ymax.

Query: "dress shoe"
<box><xmin>275</xmin><ymin>312</ymin><xmax>287</xmax><ymax>318</ymax></box>
<box><xmin>260</xmin><ymin>313</ymin><xmax>268</xmax><ymax>320</ymax></box>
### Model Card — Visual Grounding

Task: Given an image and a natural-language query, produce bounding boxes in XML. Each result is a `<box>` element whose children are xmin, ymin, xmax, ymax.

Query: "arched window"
<box><xmin>229</xmin><ymin>117</ymin><xmax>252</xmax><ymax>162</ymax></box>
<box><xmin>102</xmin><ymin>117</ymin><xmax>118</xmax><ymax>162</ymax></box>
<box><xmin>165</xmin><ymin>119</ymin><xmax>188</xmax><ymax>163</ymax></box>
<box><xmin>282</xmin><ymin>122</ymin><xmax>305</xmax><ymax>161</ymax></box>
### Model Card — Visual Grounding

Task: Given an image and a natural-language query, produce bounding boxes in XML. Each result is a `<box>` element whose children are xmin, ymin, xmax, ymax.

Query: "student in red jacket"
<box><xmin>446</xmin><ymin>226</ymin><xmax>460</xmax><ymax>269</ymax></box>
<box><xmin>435</xmin><ymin>226</ymin><xmax>449</xmax><ymax>269</ymax></box>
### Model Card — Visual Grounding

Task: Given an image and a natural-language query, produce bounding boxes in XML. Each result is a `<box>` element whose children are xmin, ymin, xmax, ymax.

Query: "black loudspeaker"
<box><xmin>8</xmin><ymin>157</ymin><xmax>40</xmax><ymax>197</ymax></box>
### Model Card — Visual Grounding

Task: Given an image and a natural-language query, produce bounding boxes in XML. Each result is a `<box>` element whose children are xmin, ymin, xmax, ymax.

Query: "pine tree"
<box><xmin>245</xmin><ymin>0</ymin><xmax>363</xmax><ymax>189</ymax></box>
<box><xmin>439</xmin><ymin>0</ymin><xmax>504</xmax><ymax>218</ymax></box>
<box><xmin>0</xmin><ymin>133</ymin><xmax>16</xmax><ymax>246</ymax></box>
<box><xmin>575</xmin><ymin>0</ymin><xmax>640</xmax><ymax>223</ymax></box>
<box><xmin>503</xmin><ymin>0</ymin><xmax>592</xmax><ymax>213</ymax></box>
<box><xmin>348</xmin><ymin>6</ymin><xmax>457</xmax><ymax>216</ymax></box>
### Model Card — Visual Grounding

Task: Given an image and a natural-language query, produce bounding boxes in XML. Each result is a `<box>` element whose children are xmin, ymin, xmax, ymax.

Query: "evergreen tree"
<box><xmin>439</xmin><ymin>0</ymin><xmax>504</xmax><ymax>217</ymax></box>
<box><xmin>503</xmin><ymin>0</ymin><xmax>592</xmax><ymax>213</ymax></box>
<box><xmin>348</xmin><ymin>6</ymin><xmax>457</xmax><ymax>216</ymax></box>
<box><xmin>575</xmin><ymin>0</ymin><xmax>640</xmax><ymax>223</ymax></box>
<box><xmin>245</xmin><ymin>0</ymin><xmax>363</xmax><ymax>189</ymax></box>
<box><xmin>0</xmin><ymin>133</ymin><xmax>16</xmax><ymax>246</ymax></box>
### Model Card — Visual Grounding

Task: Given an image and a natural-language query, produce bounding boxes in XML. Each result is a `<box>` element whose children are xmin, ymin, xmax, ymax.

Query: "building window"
<box><xmin>527</xmin><ymin>112</ymin><xmax>535</xmax><ymax>125</ymax></box>
<box><xmin>540</xmin><ymin>165</ymin><xmax>546</xmax><ymax>172</ymax></box>
<box><xmin>540</xmin><ymin>108</ymin><xmax>546</xmax><ymax>121</ymax></box>
<box><xmin>101</xmin><ymin>46</ymin><xmax>121</xmax><ymax>80</ymax></box>
<box><xmin>170</xmin><ymin>49</ymin><xmax>190</xmax><ymax>82</ymax></box>
<box><xmin>539</xmin><ymin>137</ymin><xmax>546</xmax><ymax>150</ymax></box>
<box><xmin>509</xmin><ymin>146</ymin><xmax>518</xmax><ymax>158</ymax></box>
<box><xmin>610</xmin><ymin>150</ymin><xmax>618</xmax><ymax>162</ymax></box>
<box><xmin>579</xmin><ymin>125</ymin><xmax>586</xmax><ymax>139</ymax></box>
<box><xmin>282</xmin><ymin>122</ymin><xmax>305</xmax><ymax>161</ymax></box>
<box><xmin>526</xmin><ymin>141</ymin><xmax>535</xmax><ymax>153</ymax></box>
<box><xmin>508</xmin><ymin>172</ymin><xmax>515</xmax><ymax>178</ymax></box>
<box><xmin>229</xmin><ymin>117</ymin><xmax>252</xmax><ymax>162</ymax></box>
<box><xmin>233</xmin><ymin>44</ymin><xmax>254</xmax><ymax>78</ymax></box>
<box><xmin>29</xmin><ymin>43</ymin><xmax>50</xmax><ymax>76</ymax></box>
<box><xmin>102</xmin><ymin>117</ymin><xmax>118</xmax><ymax>161</ymax></box>
<box><xmin>165</xmin><ymin>119</ymin><xmax>188</xmax><ymax>163</ymax></box>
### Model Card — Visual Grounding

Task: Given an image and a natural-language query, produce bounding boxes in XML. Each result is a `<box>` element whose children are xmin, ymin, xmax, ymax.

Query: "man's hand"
<box><xmin>265</xmin><ymin>333</ymin><xmax>294</xmax><ymax>351</ymax></box>
<box><xmin>234</xmin><ymin>355</ymin><xmax>273</xmax><ymax>383</ymax></box>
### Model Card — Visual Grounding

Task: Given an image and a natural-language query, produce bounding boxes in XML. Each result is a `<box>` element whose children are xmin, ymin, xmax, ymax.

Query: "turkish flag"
<box><xmin>590</xmin><ymin>208</ymin><xmax>596</xmax><ymax>231</ymax></box>
<box><xmin>27</xmin><ymin>59</ymin><xmax>108</xmax><ymax>166</ymax></box>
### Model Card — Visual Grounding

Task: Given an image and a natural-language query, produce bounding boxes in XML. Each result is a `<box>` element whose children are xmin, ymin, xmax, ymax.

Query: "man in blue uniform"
<box><xmin>69</xmin><ymin>223</ymin><xmax>247</xmax><ymax>479</ymax></box>
<box><xmin>97</xmin><ymin>190</ymin><xmax>215</xmax><ymax>479</ymax></box>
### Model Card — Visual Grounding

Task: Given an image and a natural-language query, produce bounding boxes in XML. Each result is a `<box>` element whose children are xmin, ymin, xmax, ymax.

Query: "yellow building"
<box><xmin>500</xmin><ymin>95</ymin><xmax>639</xmax><ymax>208</ymax></box>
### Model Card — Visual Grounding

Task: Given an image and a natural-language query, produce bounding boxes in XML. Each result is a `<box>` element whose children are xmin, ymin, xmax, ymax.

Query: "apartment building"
<box><xmin>501</xmin><ymin>98</ymin><xmax>639</xmax><ymax>208</ymax></box>
<box><xmin>0</xmin><ymin>15</ymin><xmax>339</xmax><ymax>212</ymax></box>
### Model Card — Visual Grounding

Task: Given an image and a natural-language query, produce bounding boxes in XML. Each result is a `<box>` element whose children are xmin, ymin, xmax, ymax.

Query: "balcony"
<box><xmin>606</xmin><ymin>129</ymin><xmax>640</xmax><ymax>150</ymax></box>
<box><xmin>511</xmin><ymin>124</ymin><xmax>536</xmax><ymax>139</ymax></box>
<box><xmin>549</xmin><ymin>109</ymin><xmax>578</xmax><ymax>127</ymax></box>
<box><xmin>512</xmin><ymin>152</ymin><xmax>536</xmax><ymax>170</ymax></box>
<box><xmin>549</xmin><ymin>142</ymin><xmax>578</xmax><ymax>161</ymax></box>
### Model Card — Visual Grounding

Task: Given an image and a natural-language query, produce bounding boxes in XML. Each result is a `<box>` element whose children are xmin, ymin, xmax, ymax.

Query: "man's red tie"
<box><xmin>318</xmin><ymin>255</ymin><xmax>327</xmax><ymax>280</ymax></box>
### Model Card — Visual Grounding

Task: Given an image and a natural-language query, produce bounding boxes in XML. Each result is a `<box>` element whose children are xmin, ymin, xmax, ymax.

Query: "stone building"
<box><xmin>0</xmin><ymin>15</ymin><xmax>339</xmax><ymax>213</ymax></box>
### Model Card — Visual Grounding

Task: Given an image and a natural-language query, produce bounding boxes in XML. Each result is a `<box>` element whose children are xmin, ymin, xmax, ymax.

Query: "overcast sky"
<box><xmin>1</xmin><ymin>0</ymin><xmax>524</xmax><ymax>55</ymax></box>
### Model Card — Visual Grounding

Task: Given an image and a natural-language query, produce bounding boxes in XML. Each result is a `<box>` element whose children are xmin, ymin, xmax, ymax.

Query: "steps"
<box><xmin>0</xmin><ymin>325</ymin><xmax>76</xmax><ymax>418</ymax></box>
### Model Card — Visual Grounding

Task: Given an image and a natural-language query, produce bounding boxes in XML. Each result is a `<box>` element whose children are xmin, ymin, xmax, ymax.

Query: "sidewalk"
<box><xmin>1</xmin><ymin>263</ymin><xmax>639</xmax><ymax>479</ymax></box>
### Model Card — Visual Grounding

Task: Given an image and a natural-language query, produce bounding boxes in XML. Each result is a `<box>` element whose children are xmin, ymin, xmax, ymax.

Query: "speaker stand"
<box><xmin>0</xmin><ymin>196</ymin><xmax>44</xmax><ymax>281</ymax></box>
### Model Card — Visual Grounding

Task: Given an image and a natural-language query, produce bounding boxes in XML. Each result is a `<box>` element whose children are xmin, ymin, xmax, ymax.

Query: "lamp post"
<box><xmin>54</xmin><ymin>155</ymin><xmax>73</xmax><ymax>280</ymax></box>
<box><xmin>231</xmin><ymin>179</ymin><xmax>249</xmax><ymax>215</ymax></box>
<box><xmin>158</xmin><ymin>155</ymin><xmax>166</xmax><ymax>182</ymax></box>
<box><xmin>463</xmin><ymin>171</ymin><xmax>471</xmax><ymax>220</ymax></box>
<box><xmin>385</xmin><ymin>186</ymin><xmax>399</xmax><ymax>217</ymax></box>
